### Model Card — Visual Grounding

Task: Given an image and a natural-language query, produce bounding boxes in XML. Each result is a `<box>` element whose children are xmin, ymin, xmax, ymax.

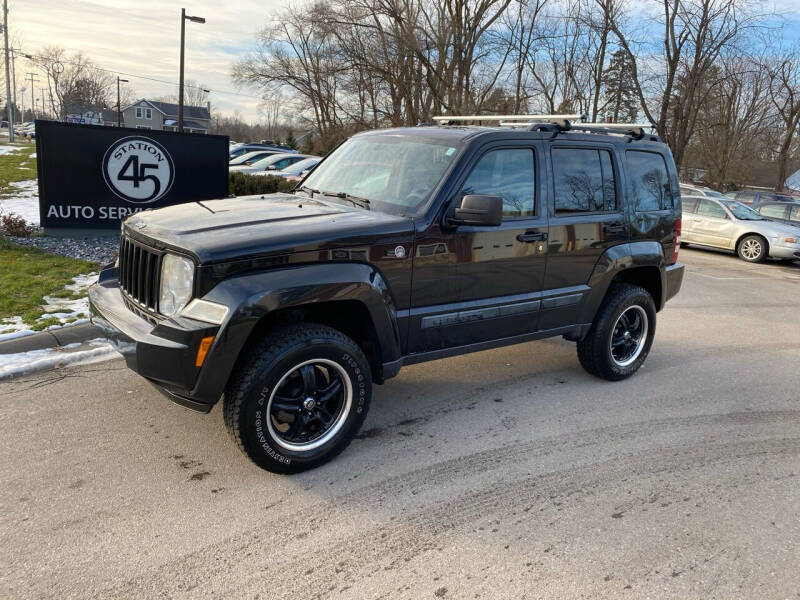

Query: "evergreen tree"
<box><xmin>284</xmin><ymin>130</ymin><xmax>297</xmax><ymax>149</ymax></box>
<box><xmin>602</xmin><ymin>50</ymin><xmax>638</xmax><ymax>123</ymax></box>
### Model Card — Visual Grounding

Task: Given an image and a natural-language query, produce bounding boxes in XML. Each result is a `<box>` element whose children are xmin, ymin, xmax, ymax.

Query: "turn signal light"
<box><xmin>195</xmin><ymin>336</ymin><xmax>215</xmax><ymax>367</ymax></box>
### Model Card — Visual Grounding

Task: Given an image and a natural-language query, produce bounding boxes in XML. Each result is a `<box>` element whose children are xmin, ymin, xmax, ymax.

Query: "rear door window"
<box><xmin>552</xmin><ymin>148</ymin><xmax>616</xmax><ymax>213</ymax></box>
<box><xmin>682</xmin><ymin>197</ymin><xmax>699</xmax><ymax>214</ymax></box>
<box><xmin>697</xmin><ymin>199</ymin><xmax>728</xmax><ymax>219</ymax></box>
<box><xmin>626</xmin><ymin>150</ymin><xmax>671</xmax><ymax>211</ymax></box>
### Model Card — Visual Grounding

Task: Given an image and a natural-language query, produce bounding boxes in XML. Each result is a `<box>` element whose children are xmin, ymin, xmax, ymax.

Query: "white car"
<box><xmin>682</xmin><ymin>195</ymin><xmax>800</xmax><ymax>262</ymax></box>
<box><xmin>229</xmin><ymin>153</ymin><xmax>313</xmax><ymax>175</ymax></box>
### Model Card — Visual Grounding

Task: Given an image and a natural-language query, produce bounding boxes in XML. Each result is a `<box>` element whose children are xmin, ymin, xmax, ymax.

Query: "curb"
<box><xmin>0</xmin><ymin>322</ymin><xmax>101</xmax><ymax>354</ymax></box>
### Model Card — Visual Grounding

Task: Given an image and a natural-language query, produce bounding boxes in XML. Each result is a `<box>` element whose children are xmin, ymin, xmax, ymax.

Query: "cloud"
<box><xmin>8</xmin><ymin>0</ymin><xmax>297</xmax><ymax>117</ymax></box>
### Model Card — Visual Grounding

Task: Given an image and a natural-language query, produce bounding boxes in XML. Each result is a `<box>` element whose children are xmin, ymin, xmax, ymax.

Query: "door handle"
<box><xmin>602</xmin><ymin>223</ymin><xmax>626</xmax><ymax>234</ymax></box>
<box><xmin>517</xmin><ymin>231</ymin><xmax>547</xmax><ymax>243</ymax></box>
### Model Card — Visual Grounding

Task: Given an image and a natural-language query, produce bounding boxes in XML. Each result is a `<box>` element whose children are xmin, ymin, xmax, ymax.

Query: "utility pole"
<box><xmin>26</xmin><ymin>72</ymin><xmax>39</xmax><ymax>119</ymax></box>
<box><xmin>10</xmin><ymin>49</ymin><xmax>16</xmax><ymax>122</ymax></box>
<box><xmin>3</xmin><ymin>0</ymin><xmax>14</xmax><ymax>140</ymax></box>
<box><xmin>116</xmin><ymin>76</ymin><xmax>128</xmax><ymax>127</ymax></box>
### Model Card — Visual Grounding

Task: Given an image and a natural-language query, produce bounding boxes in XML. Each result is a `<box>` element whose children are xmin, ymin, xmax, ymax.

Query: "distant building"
<box><xmin>64</xmin><ymin>104</ymin><xmax>125</xmax><ymax>127</ymax></box>
<box><xmin>120</xmin><ymin>99</ymin><xmax>211</xmax><ymax>134</ymax></box>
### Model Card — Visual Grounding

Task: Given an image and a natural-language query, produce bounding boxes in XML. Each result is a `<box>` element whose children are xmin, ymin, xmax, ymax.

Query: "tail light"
<box><xmin>671</xmin><ymin>218</ymin><xmax>681</xmax><ymax>264</ymax></box>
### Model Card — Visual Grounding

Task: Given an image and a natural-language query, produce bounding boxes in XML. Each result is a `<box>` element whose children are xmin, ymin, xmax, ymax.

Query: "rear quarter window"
<box><xmin>626</xmin><ymin>150</ymin><xmax>671</xmax><ymax>212</ymax></box>
<box><xmin>681</xmin><ymin>197</ymin><xmax>699</xmax><ymax>214</ymax></box>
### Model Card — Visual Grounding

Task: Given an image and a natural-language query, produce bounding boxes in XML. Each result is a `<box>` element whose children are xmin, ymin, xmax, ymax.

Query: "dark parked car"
<box><xmin>229</xmin><ymin>143</ymin><xmax>296</xmax><ymax>160</ymax></box>
<box><xmin>726</xmin><ymin>190</ymin><xmax>795</xmax><ymax>207</ymax></box>
<box><xmin>756</xmin><ymin>201</ymin><xmax>800</xmax><ymax>227</ymax></box>
<box><xmin>90</xmin><ymin>117</ymin><xmax>684</xmax><ymax>473</ymax></box>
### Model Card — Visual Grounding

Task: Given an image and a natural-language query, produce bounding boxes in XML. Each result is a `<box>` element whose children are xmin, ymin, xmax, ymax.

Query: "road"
<box><xmin>2</xmin><ymin>247</ymin><xmax>799</xmax><ymax>599</ymax></box>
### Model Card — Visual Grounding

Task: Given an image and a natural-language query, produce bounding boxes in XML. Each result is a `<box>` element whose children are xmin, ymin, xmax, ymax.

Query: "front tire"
<box><xmin>223</xmin><ymin>324</ymin><xmax>371</xmax><ymax>474</ymax></box>
<box><xmin>737</xmin><ymin>235</ymin><xmax>767</xmax><ymax>263</ymax></box>
<box><xmin>577</xmin><ymin>283</ymin><xmax>656</xmax><ymax>381</ymax></box>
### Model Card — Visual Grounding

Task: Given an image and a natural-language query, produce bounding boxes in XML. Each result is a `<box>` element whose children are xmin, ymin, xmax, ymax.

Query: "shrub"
<box><xmin>228</xmin><ymin>172</ymin><xmax>297</xmax><ymax>197</ymax></box>
<box><xmin>1</xmin><ymin>212</ymin><xmax>35</xmax><ymax>237</ymax></box>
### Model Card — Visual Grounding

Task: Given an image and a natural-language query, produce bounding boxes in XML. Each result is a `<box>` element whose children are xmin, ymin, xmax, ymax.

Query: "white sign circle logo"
<box><xmin>103</xmin><ymin>136</ymin><xmax>174</xmax><ymax>204</ymax></box>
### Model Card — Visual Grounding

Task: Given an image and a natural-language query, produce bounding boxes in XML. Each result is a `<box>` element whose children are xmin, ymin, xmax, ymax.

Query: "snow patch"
<box><xmin>0</xmin><ymin>145</ymin><xmax>24</xmax><ymax>156</ymax></box>
<box><xmin>0</xmin><ymin>179</ymin><xmax>39</xmax><ymax>225</ymax></box>
<box><xmin>0</xmin><ymin>339</ymin><xmax>119</xmax><ymax>380</ymax></box>
<box><xmin>0</xmin><ymin>272</ymin><xmax>98</xmax><ymax>342</ymax></box>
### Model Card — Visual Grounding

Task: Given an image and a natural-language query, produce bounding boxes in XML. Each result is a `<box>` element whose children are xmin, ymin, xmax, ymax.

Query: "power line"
<box><xmin>16</xmin><ymin>48</ymin><xmax>266</xmax><ymax>102</ymax></box>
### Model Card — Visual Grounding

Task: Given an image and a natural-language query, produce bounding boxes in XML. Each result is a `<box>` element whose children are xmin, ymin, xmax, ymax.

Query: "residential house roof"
<box><xmin>123</xmin><ymin>98</ymin><xmax>210</xmax><ymax>121</ymax></box>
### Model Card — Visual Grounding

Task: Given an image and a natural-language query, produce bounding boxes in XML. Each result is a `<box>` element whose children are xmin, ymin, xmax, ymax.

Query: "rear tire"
<box><xmin>577</xmin><ymin>283</ymin><xmax>656</xmax><ymax>381</ymax></box>
<box><xmin>223</xmin><ymin>324</ymin><xmax>371</xmax><ymax>474</ymax></box>
<box><xmin>737</xmin><ymin>235</ymin><xmax>767</xmax><ymax>263</ymax></box>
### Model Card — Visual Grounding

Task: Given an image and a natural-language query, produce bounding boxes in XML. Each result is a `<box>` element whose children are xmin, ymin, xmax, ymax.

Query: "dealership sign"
<box><xmin>35</xmin><ymin>120</ymin><xmax>228</xmax><ymax>230</ymax></box>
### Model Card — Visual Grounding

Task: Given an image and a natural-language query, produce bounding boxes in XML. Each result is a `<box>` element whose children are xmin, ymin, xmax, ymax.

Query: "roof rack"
<box><xmin>567</xmin><ymin>122</ymin><xmax>657</xmax><ymax>140</ymax></box>
<box><xmin>432</xmin><ymin>114</ymin><xmax>584</xmax><ymax>124</ymax></box>
<box><xmin>431</xmin><ymin>114</ymin><xmax>659</xmax><ymax>140</ymax></box>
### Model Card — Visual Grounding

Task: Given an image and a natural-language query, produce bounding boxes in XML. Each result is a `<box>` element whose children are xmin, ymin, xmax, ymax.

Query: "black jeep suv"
<box><xmin>90</xmin><ymin>119</ymin><xmax>684</xmax><ymax>473</ymax></box>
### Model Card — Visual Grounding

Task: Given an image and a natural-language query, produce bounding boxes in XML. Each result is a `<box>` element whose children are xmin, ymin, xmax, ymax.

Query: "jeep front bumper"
<box><xmin>88</xmin><ymin>271</ymin><xmax>222</xmax><ymax>412</ymax></box>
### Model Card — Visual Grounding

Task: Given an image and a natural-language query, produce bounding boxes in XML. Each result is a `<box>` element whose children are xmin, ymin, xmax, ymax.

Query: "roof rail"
<box><xmin>432</xmin><ymin>114</ymin><xmax>584</xmax><ymax>124</ymax></box>
<box><xmin>570</xmin><ymin>122</ymin><xmax>658</xmax><ymax>140</ymax></box>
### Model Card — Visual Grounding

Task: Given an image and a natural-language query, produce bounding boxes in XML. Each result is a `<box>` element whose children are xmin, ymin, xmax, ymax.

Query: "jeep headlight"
<box><xmin>159</xmin><ymin>253</ymin><xmax>194</xmax><ymax>317</ymax></box>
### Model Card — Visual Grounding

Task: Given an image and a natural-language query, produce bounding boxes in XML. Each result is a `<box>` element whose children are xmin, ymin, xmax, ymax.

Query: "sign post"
<box><xmin>35</xmin><ymin>120</ymin><xmax>229</xmax><ymax>235</ymax></box>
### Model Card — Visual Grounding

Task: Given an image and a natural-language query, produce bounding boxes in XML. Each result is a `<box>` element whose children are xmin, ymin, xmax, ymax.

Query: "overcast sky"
<box><xmin>9</xmin><ymin>0</ymin><xmax>800</xmax><ymax>122</ymax></box>
<box><xmin>8</xmin><ymin>0</ymin><xmax>292</xmax><ymax>118</ymax></box>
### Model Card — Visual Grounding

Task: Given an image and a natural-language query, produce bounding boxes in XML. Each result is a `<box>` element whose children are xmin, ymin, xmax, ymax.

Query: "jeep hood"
<box><xmin>122</xmin><ymin>193</ymin><xmax>415</xmax><ymax>264</ymax></box>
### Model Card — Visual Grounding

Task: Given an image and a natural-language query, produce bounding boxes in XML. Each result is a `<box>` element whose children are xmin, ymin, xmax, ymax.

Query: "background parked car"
<box><xmin>229</xmin><ymin>150</ymin><xmax>281</xmax><ymax>166</ymax></box>
<box><xmin>756</xmin><ymin>201</ymin><xmax>800</xmax><ymax>228</ymax></box>
<box><xmin>228</xmin><ymin>152</ymin><xmax>312</xmax><ymax>175</ymax></box>
<box><xmin>682</xmin><ymin>195</ymin><xmax>800</xmax><ymax>262</ymax></box>
<box><xmin>229</xmin><ymin>143</ymin><xmax>296</xmax><ymax>160</ymax></box>
<box><xmin>725</xmin><ymin>190</ymin><xmax>795</xmax><ymax>206</ymax></box>
<box><xmin>679</xmin><ymin>183</ymin><xmax>728</xmax><ymax>199</ymax></box>
<box><xmin>258</xmin><ymin>156</ymin><xmax>321</xmax><ymax>178</ymax></box>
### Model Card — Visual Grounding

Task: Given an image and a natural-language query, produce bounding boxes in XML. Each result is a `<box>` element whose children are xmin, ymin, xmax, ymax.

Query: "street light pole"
<box><xmin>26</xmin><ymin>72</ymin><xmax>39</xmax><ymax>120</ymax></box>
<box><xmin>3</xmin><ymin>0</ymin><xmax>14</xmax><ymax>141</ymax></box>
<box><xmin>178</xmin><ymin>8</ymin><xmax>205</xmax><ymax>133</ymax></box>
<box><xmin>117</xmin><ymin>76</ymin><xmax>128</xmax><ymax>127</ymax></box>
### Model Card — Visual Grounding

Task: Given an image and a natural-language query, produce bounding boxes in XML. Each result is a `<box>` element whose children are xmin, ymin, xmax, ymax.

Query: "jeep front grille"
<box><xmin>119</xmin><ymin>235</ymin><xmax>162</xmax><ymax>311</ymax></box>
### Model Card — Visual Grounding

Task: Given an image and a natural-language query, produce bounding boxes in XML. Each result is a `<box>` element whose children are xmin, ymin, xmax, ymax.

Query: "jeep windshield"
<box><xmin>298</xmin><ymin>134</ymin><xmax>461</xmax><ymax>216</ymax></box>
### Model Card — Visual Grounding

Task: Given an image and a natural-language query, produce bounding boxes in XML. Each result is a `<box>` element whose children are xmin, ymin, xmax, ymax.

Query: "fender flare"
<box><xmin>578</xmin><ymin>241</ymin><xmax>666</xmax><ymax>324</ymax></box>
<box><xmin>188</xmin><ymin>263</ymin><xmax>402</xmax><ymax>405</ymax></box>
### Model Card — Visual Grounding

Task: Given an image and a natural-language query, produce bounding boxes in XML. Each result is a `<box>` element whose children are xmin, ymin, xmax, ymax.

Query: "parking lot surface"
<box><xmin>2</xmin><ymin>247</ymin><xmax>799</xmax><ymax>599</ymax></box>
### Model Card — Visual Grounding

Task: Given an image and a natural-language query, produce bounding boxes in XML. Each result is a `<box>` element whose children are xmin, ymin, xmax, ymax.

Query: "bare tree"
<box><xmin>767</xmin><ymin>50</ymin><xmax>800</xmax><ymax>191</ymax></box>
<box><xmin>33</xmin><ymin>46</ymin><xmax>112</xmax><ymax>117</ymax></box>
<box><xmin>690</xmin><ymin>56</ymin><xmax>772</xmax><ymax>188</ymax></box>
<box><xmin>598</xmin><ymin>0</ymin><xmax>759</xmax><ymax>169</ymax></box>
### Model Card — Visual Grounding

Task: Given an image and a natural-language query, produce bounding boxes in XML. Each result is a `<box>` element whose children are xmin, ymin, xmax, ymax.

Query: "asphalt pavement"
<box><xmin>2</xmin><ymin>247</ymin><xmax>799</xmax><ymax>599</ymax></box>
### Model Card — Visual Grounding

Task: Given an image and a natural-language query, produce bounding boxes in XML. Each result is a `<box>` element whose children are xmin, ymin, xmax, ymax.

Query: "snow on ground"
<box><xmin>0</xmin><ymin>338</ymin><xmax>119</xmax><ymax>380</ymax></box>
<box><xmin>0</xmin><ymin>144</ymin><xmax>24</xmax><ymax>156</ymax></box>
<box><xmin>0</xmin><ymin>272</ymin><xmax>98</xmax><ymax>341</ymax></box>
<box><xmin>0</xmin><ymin>179</ymin><xmax>39</xmax><ymax>224</ymax></box>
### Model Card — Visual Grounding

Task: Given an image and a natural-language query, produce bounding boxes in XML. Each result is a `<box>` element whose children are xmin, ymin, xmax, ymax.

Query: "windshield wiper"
<box><xmin>294</xmin><ymin>185</ymin><xmax>320</xmax><ymax>197</ymax></box>
<box><xmin>320</xmin><ymin>190</ymin><xmax>372</xmax><ymax>210</ymax></box>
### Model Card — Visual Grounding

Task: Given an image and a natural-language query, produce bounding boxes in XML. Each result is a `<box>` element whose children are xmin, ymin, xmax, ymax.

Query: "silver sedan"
<box><xmin>681</xmin><ymin>195</ymin><xmax>800</xmax><ymax>262</ymax></box>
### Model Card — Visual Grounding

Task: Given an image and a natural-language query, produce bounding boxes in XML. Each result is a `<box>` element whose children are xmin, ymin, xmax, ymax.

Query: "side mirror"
<box><xmin>450</xmin><ymin>195</ymin><xmax>503</xmax><ymax>227</ymax></box>
<box><xmin>266</xmin><ymin>165</ymin><xmax>277</xmax><ymax>171</ymax></box>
